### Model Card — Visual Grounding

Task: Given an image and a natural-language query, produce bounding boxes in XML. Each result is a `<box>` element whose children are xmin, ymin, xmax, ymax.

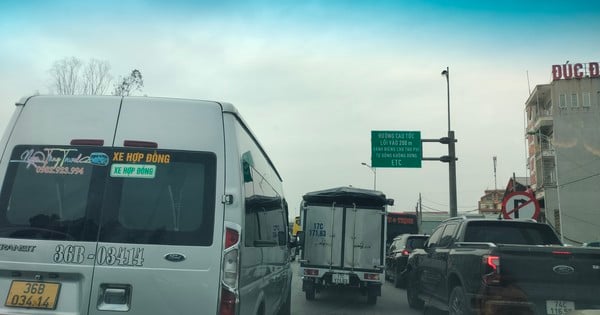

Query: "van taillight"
<box><xmin>225</xmin><ymin>228</ymin><xmax>239</xmax><ymax>249</ymax></box>
<box><xmin>220</xmin><ymin>227</ymin><xmax>240</xmax><ymax>315</ymax></box>
<box><xmin>482</xmin><ymin>255</ymin><xmax>501</xmax><ymax>285</ymax></box>
<box><xmin>219</xmin><ymin>288</ymin><xmax>236</xmax><ymax>315</ymax></box>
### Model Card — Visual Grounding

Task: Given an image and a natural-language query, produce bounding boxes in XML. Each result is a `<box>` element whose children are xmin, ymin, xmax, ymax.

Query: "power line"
<box><xmin>559</xmin><ymin>172</ymin><xmax>600</xmax><ymax>188</ymax></box>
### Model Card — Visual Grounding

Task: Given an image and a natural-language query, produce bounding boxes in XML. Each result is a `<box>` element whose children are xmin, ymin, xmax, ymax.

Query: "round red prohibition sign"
<box><xmin>501</xmin><ymin>191</ymin><xmax>541</xmax><ymax>220</ymax></box>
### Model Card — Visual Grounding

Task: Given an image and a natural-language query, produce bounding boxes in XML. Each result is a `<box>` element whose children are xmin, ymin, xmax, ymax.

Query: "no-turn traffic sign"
<box><xmin>501</xmin><ymin>191</ymin><xmax>541</xmax><ymax>220</ymax></box>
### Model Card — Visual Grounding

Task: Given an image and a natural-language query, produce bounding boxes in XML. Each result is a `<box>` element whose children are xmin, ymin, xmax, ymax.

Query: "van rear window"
<box><xmin>0</xmin><ymin>145</ymin><xmax>217</xmax><ymax>246</ymax></box>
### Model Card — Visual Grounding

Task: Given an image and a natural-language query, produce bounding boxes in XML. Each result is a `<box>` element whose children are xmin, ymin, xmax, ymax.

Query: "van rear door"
<box><xmin>0</xmin><ymin>96</ymin><xmax>122</xmax><ymax>315</ymax></box>
<box><xmin>87</xmin><ymin>98</ymin><xmax>226</xmax><ymax>315</ymax></box>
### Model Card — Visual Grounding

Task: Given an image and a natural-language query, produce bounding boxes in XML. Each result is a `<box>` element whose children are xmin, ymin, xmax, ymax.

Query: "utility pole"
<box><xmin>442</xmin><ymin>67</ymin><xmax>458</xmax><ymax>217</ymax></box>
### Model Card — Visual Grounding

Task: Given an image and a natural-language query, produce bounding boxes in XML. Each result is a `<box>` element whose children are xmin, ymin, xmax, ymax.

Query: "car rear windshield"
<box><xmin>463</xmin><ymin>221</ymin><xmax>562</xmax><ymax>245</ymax></box>
<box><xmin>406</xmin><ymin>236</ymin><xmax>428</xmax><ymax>249</ymax></box>
<box><xmin>0</xmin><ymin>145</ymin><xmax>216</xmax><ymax>246</ymax></box>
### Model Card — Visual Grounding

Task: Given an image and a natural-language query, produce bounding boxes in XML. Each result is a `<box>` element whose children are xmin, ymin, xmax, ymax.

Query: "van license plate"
<box><xmin>332</xmin><ymin>273</ymin><xmax>349</xmax><ymax>284</ymax></box>
<box><xmin>5</xmin><ymin>281</ymin><xmax>60</xmax><ymax>309</ymax></box>
<box><xmin>546</xmin><ymin>300</ymin><xmax>574</xmax><ymax>315</ymax></box>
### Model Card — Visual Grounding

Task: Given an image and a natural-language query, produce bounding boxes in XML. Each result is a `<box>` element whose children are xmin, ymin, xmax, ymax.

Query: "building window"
<box><xmin>571</xmin><ymin>93</ymin><xmax>579</xmax><ymax>108</ymax></box>
<box><xmin>582</xmin><ymin>93</ymin><xmax>591</xmax><ymax>107</ymax></box>
<box><xmin>559</xmin><ymin>94</ymin><xmax>567</xmax><ymax>108</ymax></box>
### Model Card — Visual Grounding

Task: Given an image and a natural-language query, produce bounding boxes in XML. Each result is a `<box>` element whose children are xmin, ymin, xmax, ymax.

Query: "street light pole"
<box><xmin>442</xmin><ymin>67</ymin><xmax>458</xmax><ymax>217</ymax></box>
<box><xmin>361</xmin><ymin>162</ymin><xmax>377</xmax><ymax>190</ymax></box>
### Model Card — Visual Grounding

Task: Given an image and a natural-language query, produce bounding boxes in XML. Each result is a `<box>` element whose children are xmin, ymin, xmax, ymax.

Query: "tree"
<box><xmin>49</xmin><ymin>57</ymin><xmax>83</xmax><ymax>95</ymax></box>
<box><xmin>48</xmin><ymin>57</ymin><xmax>112</xmax><ymax>95</ymax></box>
<box><xmin>113</xmin><ymin>69</ymin><xmax>144</xmax><ymax>96</ymax></box>
<box><xmin>82</xmin><ymin>59</ymin><xmax>113</xmax><ymax>95</ymax></box>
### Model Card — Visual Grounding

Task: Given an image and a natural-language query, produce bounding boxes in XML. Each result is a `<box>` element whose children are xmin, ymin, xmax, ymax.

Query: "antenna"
<box><xmin>492</xmin><ymin>156</ymin><xmax>499</xmax><ymax>208</ymax></box>
<box><xmin>493</xmin><ymin>156</ymin><xmax>498</xmax><ymax>192</ymax></box>
<box><xmin>526</xmin><ymin>70</ymin><xmax>531</xmax><ymax>94</ymax></box>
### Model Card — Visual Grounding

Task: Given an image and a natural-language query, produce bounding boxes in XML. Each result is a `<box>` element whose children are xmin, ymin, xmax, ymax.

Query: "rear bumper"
<box><xmin>467</xmin><ymin>286</ymin><xmax>600</xmax><ymax>315</ymax></box>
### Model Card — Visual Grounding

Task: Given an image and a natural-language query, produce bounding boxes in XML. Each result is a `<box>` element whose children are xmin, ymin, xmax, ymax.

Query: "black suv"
<box><xmin>385</xmin><ymin>234</ymin><xmax>429</xmax><ymax>288</ymax></box>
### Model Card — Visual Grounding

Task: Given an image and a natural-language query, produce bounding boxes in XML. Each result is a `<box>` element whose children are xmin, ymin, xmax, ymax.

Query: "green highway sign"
<box><xmin>371</xmin><ymin>131</ymin><xmax>422</xmax><ymax>168</ymax></box>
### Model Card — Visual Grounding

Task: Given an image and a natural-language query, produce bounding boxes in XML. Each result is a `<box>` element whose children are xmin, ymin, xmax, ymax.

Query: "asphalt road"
<box><xmin>289</xmin><ymin>261</ymin><xmax>445</xmax><ymax>315</ymax></box>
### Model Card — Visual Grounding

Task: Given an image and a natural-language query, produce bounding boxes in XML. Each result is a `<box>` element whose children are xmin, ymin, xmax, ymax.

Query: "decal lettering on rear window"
<box><xmin>110</xmin><ymin>151</ymin><xmax>171</xmax><ymax>179</ymax></box>
<box><xmin>110</xmin><ymin>164</ymin><xmax>156</xmax><ymax>178</ymax></box>
<box><xmin>8</xmin><ymin>147</ymin><xmax>107</xmax><ymax>175</ymax></box>
<box><xmin>112</xmin><ymin>151</ymin><xmax>171</xmax><ymax>164</ymax></box>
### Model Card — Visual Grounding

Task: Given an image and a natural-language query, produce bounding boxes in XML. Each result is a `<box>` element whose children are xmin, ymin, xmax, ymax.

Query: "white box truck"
<box><xmin>298</xmin><ymin>187</ymin><xmax>392</xmax><ymax>305</ymax></box>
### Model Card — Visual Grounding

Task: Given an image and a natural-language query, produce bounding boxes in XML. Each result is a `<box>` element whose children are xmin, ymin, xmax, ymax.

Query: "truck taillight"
<box><xmin>220</xmin><ymin>227</ymin><xmax>240</xmax><ymax>315</ymax></box>
<box><xmin>364</xmin><ymin>273</ymin><xmax>380</xmax><ymax>280</ymax></box>
<box><xmin>482</xmin><ymin>255</ymin><xmax>501</xmax><ymax>285</ymax></box>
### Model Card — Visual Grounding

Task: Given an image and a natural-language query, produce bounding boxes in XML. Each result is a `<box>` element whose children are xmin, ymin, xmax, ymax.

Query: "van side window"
<box><xmin>234</xmin><ymin>118</ymin><xmax>285</xmax><ymax>248</ymax></box>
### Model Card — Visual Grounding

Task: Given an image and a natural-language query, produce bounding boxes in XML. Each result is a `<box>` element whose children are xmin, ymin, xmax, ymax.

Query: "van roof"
<box><xmin>15</xmin><ymin>95</ymin><xmax>283</xmax><ymax>182</ymax></box>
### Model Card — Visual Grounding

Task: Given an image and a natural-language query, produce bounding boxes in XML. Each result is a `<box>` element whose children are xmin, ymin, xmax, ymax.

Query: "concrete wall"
<box><xmin>550</xmin><ymin>78</ymin><xmax>600</xmax><ymax>244</ymax></box>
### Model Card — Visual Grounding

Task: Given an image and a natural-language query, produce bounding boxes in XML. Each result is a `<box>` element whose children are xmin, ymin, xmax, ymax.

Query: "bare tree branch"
<box><xmin>82</xmin><ymin>59</ymin><xmax>113</xmax><ymax>95</ymax></box>
<box><xmin>49</xmin><ymin>57</ymin><xmax>83</xmax><ymax>95</ymax></box>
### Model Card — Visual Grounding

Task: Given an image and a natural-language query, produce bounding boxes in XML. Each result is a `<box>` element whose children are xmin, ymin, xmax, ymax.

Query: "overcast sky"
<box><xmin>1</xmin><ymin>0</ymin><xmax>599</xmax><ymax>218</ymax></box>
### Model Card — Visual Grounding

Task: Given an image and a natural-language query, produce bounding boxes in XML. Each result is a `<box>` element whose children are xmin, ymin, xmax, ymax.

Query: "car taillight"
<box><xmin>402</xmin><ymin>249</ymin><xmax>411</xmax><ymax>256</ymax></box>
<box><xmin>482</xmin><ymin>255</ymin><xmax>501</xmax><ymax>285</ymax></box>
<box><xmin>220</xmin><ymin>227</ymin><xmax>240</xmax><ymax>315</ymax></box>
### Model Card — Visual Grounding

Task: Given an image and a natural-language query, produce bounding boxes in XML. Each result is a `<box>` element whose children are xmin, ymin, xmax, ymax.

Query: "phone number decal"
<box><xmin>53</xmin><ymin>245</ymin><xmax>145</xmax><ymax>267</ymax></box>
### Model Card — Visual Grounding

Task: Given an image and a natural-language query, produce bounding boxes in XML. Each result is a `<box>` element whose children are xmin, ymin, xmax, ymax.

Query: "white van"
<box><xmin>0</xmin><ymin>95</ymin><xmax>293</xmax><ymax>315</ymax></box>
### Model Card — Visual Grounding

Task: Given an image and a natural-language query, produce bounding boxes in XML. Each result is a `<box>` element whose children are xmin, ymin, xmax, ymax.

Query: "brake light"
<box><xmin>70</xmin><ymin>139</ymin><xmax>104</xmax><ymax>146</ymax></box>
<box><xmin>486</xmin><ymin>255</ymin><xmax>500</xmax><ymax>271</ymax></box>
<box><xmin>304</xmin><ymin>269</ymin><xmax>319</xmax><ymax>276</ymax></box>
<box><xmin>402</xmin><ymin>249</ymin><xmax>411</xmax><ymax>256</ymax></box>
<box><xmin>219</xmin><ymin>288</ymin><xmax>236</xmax><ymax>315</ymax></box>
<box><xmin>123</xmin><ymin>140</ymin><xmax>158</xmax><ymax>148</ymax></box>
<box><xmin>482</xmin><ymin>255</ymin><xmax>501</xmax><ymax>285</ymax></box>
<box><xmin>364</xmin><ymin>273</ymin><xmax>380</xmax><ymax>280</ymax></box>
<box><xmin>225</xmin><ymin>228</ymin><xmax>239</xmax><ymax>249</ymax></box>
<box><xmin>552</xmin><ymin>251</ymin><xmax>572</xmax><ymax>256</ymax></box>
<box><xmin>220</xmin><ymin>227</ymin><xmax>240</xmax><ymax>315</ymax></box>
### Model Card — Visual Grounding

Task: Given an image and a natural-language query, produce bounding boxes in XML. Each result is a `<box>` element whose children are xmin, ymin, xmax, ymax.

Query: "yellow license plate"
<box><xmin>5</xmin><ymin>280</ymin><xmax>61</xmax><ymax>309</ymax></box>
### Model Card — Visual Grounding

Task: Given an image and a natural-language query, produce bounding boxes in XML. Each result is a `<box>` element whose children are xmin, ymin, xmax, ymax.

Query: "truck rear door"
<box><xmin>343</xmin><ymin>206</ymin><xmax>385</xmax><ymax>270</ymax></box>
<box><xmin>302</xmin><ymin>204</ymin><xmax>344</xmax><ymax>268</ymax></box>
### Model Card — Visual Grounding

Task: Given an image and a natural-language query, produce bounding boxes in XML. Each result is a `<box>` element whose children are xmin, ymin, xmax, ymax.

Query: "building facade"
<box><xmin>525</xmin><ymin>62</ymin><xmax>600</xmax><ymax>244</ymax></box>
